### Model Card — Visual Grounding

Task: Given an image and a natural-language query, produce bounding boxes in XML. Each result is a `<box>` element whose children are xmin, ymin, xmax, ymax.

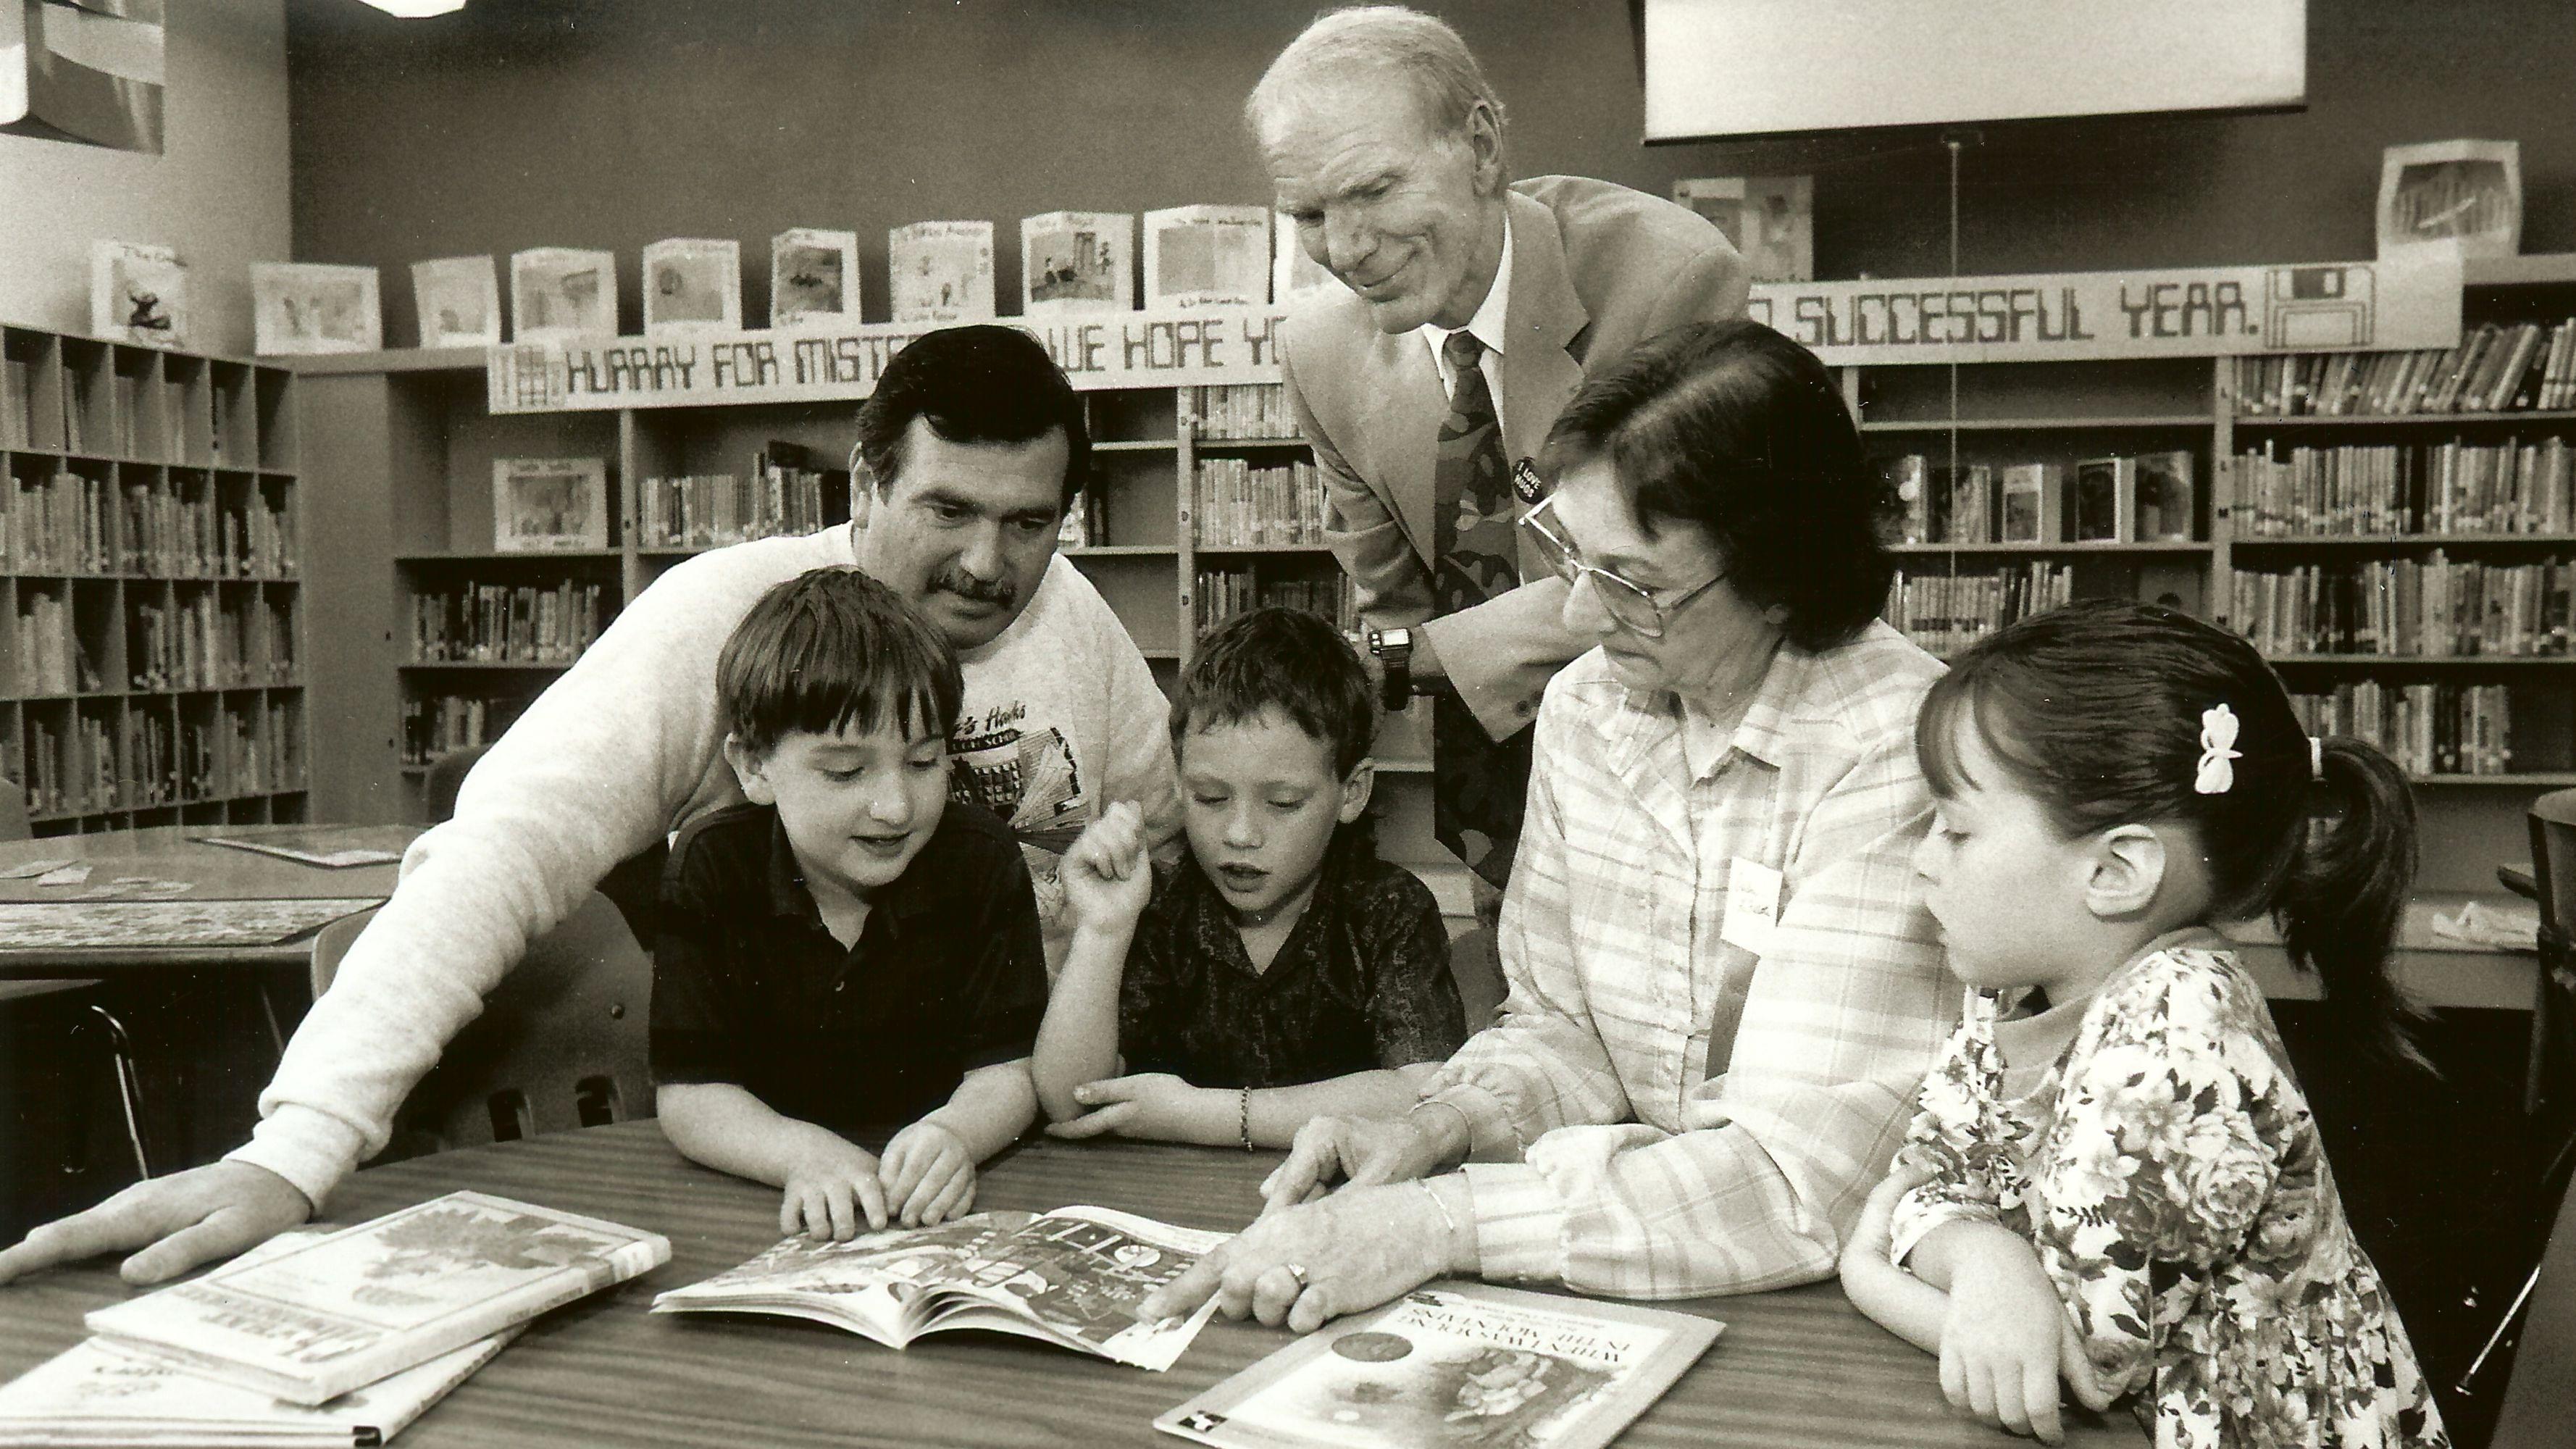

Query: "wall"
<box><xmin>283</xmin><ymin>0</ymin><xmax>2575</xmax><ymax>338</ymax></box>
<box><xmin>0</xmin><ymin>0</ymin><xmax>291</xmax><ymax>356</ymax></box>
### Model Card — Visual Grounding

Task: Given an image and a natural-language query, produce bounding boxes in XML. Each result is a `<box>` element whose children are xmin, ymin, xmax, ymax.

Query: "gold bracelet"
<box><xmin>1239</xmin><ymin>1085</ymin><xmax>1253</xmax><ymax>1152</ymax></box>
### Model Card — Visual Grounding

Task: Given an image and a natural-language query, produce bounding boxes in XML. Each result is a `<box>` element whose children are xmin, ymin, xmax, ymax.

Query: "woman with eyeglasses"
<box><xmin>1144</xmin><ymin>319</ymin><xmax>1958</xmax><ymax>1332</ymax></box>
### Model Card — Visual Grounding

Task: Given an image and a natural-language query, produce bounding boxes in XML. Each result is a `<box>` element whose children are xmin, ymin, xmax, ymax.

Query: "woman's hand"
<box><xmin>1258</xmin><ymin>1111</ymin><xmax>1454</xmax><ymax>1216</ymax></box>
<box><xmin>1143</xmin><ymin>1182</ymin><xmax>1456</xmax><ymax>1334</ymax></box>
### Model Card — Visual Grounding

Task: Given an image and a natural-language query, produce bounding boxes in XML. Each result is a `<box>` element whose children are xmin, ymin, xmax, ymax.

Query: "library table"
<box><xmin>0</xmin><ymin>824</ymin><xmax>414</xmax><ymax>979</ymax></box>
<box><xmin>0</xmin><ymin>1122</ymin><xmax>2143</xmax><ymax>1448</ymax></box>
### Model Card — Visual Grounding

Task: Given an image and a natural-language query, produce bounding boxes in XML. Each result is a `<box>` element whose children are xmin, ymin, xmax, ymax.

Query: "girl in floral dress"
<box><xmin>1839</xmin><ymin>600</ymin><xmax>2446</xmax><ymax>1448</ymax></box>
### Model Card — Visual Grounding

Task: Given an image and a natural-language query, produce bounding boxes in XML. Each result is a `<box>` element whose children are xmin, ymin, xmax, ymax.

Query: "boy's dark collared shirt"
<box><xmin>1118</xmin><ymin>832</ymin><xmax>1464</xmax><ymax>1090</ymax></box>
<box><xmin>651</xmin><ymin>800</ymin><xmax>1046</xmax><ymax>1135</ymax></box>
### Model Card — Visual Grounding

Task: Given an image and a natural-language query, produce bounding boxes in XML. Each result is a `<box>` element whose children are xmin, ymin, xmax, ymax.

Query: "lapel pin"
<box><xmin>1511</xmin><ymin>458</ymin><xmax>1545</xmax><ymax>504</ymax></box>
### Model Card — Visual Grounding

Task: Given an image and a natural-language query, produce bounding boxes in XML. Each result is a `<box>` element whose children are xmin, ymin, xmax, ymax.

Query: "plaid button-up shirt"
<box><xmin>1427</xmin><ymin>620</ymin><xmax>1959</xmax><ymax>1299</ymax></box>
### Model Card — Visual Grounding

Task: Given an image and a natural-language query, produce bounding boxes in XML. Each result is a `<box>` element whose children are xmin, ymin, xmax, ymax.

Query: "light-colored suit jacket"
<box><xmin>1281</xmin><ymin>175</ymin><xmax>1749</xmax><ymax>740</ymax></box>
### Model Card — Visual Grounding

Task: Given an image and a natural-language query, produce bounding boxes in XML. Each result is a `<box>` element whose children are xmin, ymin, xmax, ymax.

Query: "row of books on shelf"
<box><xmin>401</xmin><ymin>694</ymin><xmax>527</xmax><ymax>765</ymax></box>
<box><xmin>636</xmin><ymin>443</ymin><xmax>846</xmax><ymax>549</ymax></box>
<box><xmin>409</xmin><ymin>582</ymin><xmax>606</xmax><ymax>664</ymax></box>
<box><xmin>2230</xmin><ymin>557</ymin><xmax>2575</xmax><ymax>658</ymax></box>
<box><xmin>15</xmin><ymin>701</ymin><xmax>301</xmax><ymax>816</ymax></box>
<box><xmin>1192</xmin><ymin>569</ymin><xmax>1355</xmax><ymax>635</ymax></box>
<box><xmin>1056</xmin><ymin>488</ymin><xmax>1109</xmax><ymax>548</ymax></box>
<box><xmin>130</xmin><ymin>596</ymin><xmax>296</xmax><ymax>691</ymax></box>
<box><xmin>1194</xmin><ymin>457</ymin><xmax>1324</xmax><ymax>546</ymax></box>
<box><xmin>2233</xmin><ymin>322</ymin><xmax>2576</xmax><ymax>417</ymax></box>
<box><xmin>2228</xmin><ymin>437</ymin><xmax>2575</xmax><ymax>537</ymax></box>
<box><xmin>1882</xmin><ymin>452</ymin><xmax>2196</xmax><ymax>546</ymax></box>
<box><xmin>1187</xmin><ymin>383</ymin><xmax>1295</xmax><ymax>440</ymax></box>
<box><xmin>1</xmin><ymin>360</ymin><xmax>30</xmax><ymax>448</ymax></box>
<box><xmin>2290</xmin><ymin>682</ymin><xmax>2572</xmax><ymax>777</ymax></box>
<box><xmin>7</xmin><ymin>472</ymin><xmax>298</xmax><ymax>577</ymax></box>
<box><xmin>1882</xmin><ymin>564</ymin><xmax>2074</xmax><ymax>656</ymax></box>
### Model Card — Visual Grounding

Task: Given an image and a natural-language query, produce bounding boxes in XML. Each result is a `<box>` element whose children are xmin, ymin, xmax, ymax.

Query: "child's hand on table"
<box><xmin>879</xmin><ymin>1119</ymin><xmax>977</xmax><ymax>1227</ymax></box>
<box><xmin>779</xmin><ymin>1134</ymin><xmax>890</xmax><ymax>1241</ymax></box>
<box><xmin>1044</xmin><ymin>1072</ymin><xmax>1209</xmax><ymax>1143</ymax></box>
<box><xmin>1938</xmin><ymin>1230</ymin><xmax>2100</xmax><ymax>1445</ymax></box>
<box><xmin>1061</xmin><ymin>801</ymin><xmax>1152</xmax><ymax>930</ymax></box>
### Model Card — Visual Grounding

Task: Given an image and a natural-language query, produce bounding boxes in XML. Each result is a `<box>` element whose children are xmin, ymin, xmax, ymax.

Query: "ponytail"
<box><xmin>2275</xmin><ymin>735</ymin><xmax>2432</xmax><ymax>1069</ymax></box>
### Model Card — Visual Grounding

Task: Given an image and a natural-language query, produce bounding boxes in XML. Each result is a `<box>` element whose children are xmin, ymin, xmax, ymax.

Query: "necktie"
<box><xmin>1427</xmin><ymin>330</ymin><xmax>1531</xmax><ymax>886</ymax></box>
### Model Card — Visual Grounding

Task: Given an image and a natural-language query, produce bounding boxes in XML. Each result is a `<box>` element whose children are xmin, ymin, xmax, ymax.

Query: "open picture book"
<box><xmin>1156</xmin><ymin>1283</ymin><xmax>1723</xmax><ymax>1449</ymax></box>
<box><xmin>651</xmin><ymin>1206</ymin><xmax>1225</xmax><ymax>1371</ymax></box>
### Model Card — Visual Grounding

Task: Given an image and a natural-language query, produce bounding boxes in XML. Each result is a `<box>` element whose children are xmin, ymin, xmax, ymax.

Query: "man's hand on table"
<box><xmin>1146</xmin><ymin>1179</ymin><xmax>1463</xmax><ymax>1335</ymax></box>
<box><xmin>0</xmin><ymin>1161</ymin><xmax>313</xmax><ymax>1287</ymax></box>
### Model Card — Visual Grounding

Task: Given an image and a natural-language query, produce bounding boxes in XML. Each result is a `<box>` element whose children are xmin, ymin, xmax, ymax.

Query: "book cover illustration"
<box><xmin>509</xmin><ymin>249</ymin><xmax>616</xmax><ymax>343</ymax></box>
<box><xmin>2132</xmin><ymin>449</ymin><xmax>2196</xmax><ymax>541</ymax></box>
<box><xmin>1998</xmin><ymin>463</ymin><xmax>2063</xmax><ymax>544</ymax></box>
<box><xmin>1273</xmin><ymin>210</ymin><xmax>1346</xmax><ymax>305</ymax></box>
<box><xmin>1145</xmin><ymin>206</ymin><xmax>1272</xmax><ymax>309</ymax></box>
<box><xmin>0</xmin><ymin>1230</ymin><xmax>518</xmax><ymax>1448</ymax></box>
<box><xmin>85</xmin><ymin>1192</ymin><xmax>669</xmax><ymax>1406</ymax></box>
<box><xmin>90</xmin><ymin>241</ymin><xmax>186</xmax><ymax>349</ymax></box>
<box><xmin>889</xmin><ymin>221</ymin><xmax>995</xmax><ymax>325</ymax></box>
<box><xmin>1022</xmin><ymin>211</ymin><xmax>1135</xmax><ymax>316</ymax></box>
<box><xmin>2378</xmin><ymin>139</ymin><xmax>2521</xmax><ymax>262</ymax></box>
<box><xmin>1158</xmin><ymin>1284</ymin><xmax>1722</xmax><ymax>1449</ymax></box>
<box><xmin>251</xmin><ymin>264</ymin><xmax>382</xmax><ymax>356</ymax></box>
<box><xmin>411</xmin><ymin>256</ymin><xmax>502</xmax><ymax>348</ymax></box>
<box><xmin>653</xmin><ymin>1206</ymin><xmax>1224</xmax><ymax>1371</ymax></box>
<box><xmin>770</xmin><ymin>227</ymin><xmax>860</xmax><ymax>329</ymax></box>
<box><xmin>1671</xmin><ymin>176</ymin><xmax>1812</xmax><ymax>284</ymax></box>
<box><xmin>643</xmin><ymin>239</ymin><xmax>743</xmax><ymax>335</ymax></box>
<box><xmin>2071</xmin><ymin>456</ymin><xmax>2130</xmax><ymax>543</ymax></box>
<box><xmin>492</xmin><ymin>456</ymin><xmax>609</xmax><ymax>553</ymax></box>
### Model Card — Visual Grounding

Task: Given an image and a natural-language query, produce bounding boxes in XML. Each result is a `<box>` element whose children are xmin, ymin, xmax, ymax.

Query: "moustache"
<box><xmin>929</xmin><ymin>567</ymin><xmax>1017</xmax><ymax>609</ymax></box>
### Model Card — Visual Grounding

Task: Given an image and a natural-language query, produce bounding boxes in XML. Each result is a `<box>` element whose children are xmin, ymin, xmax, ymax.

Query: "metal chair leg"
<box><xmin>83</xmin><ymin>1004</ymin><xmax>153</xmax><ymax>1181</ymax></box>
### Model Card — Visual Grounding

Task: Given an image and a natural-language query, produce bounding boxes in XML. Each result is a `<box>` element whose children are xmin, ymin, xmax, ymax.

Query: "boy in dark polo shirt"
<box><xmin>653</xmin><ymin>567</ymin><xmax>1047</xmax><ymax>1241</ymax></box>
<box><xmin>1033</xmin><ymin>607</ymin><xmax>1463</xmax><ymax>1149</ymax></box>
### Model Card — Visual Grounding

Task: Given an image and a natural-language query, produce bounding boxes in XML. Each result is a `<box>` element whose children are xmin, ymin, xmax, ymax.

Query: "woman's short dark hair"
<box><xmin>1537</xmin><ymin>320</ymin><xmax>1892</xmax><ymax>651</ymax></box>
<box><xmin>853</xmin><ymin>325</ymin><xmax>1090</xmax><ymax>512</ymax></box>
<box><xmin>717</xmin><ymin>567</ymin><xmax>963</xmax><ymax>756</ymax></box>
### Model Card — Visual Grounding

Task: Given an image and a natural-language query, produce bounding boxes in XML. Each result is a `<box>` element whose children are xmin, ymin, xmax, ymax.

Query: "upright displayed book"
<box><xmin>652</xmin><ymin>1206</ymin><xmax>1224</xmax><ymax>1371</ymax></box>
<box><xmin>769</xmin><ymin>227</ymin><xmax>860</xmax><ymax>328</ymax></box>
<box><xmin>1272</xmin><ymin>211</ymin><xmax>1342</xmax><ymax>304</ymax></box>
<box><xmin>91</xmin><ymin>241</ymin><xmax>187</xmax><ymax>349</ymax></box>
<box><xmin>2071</xmin><ymin>456</ymin><xmax>2134</xmax><ymax>543</ymax></box>
<box><xmin>251</xmin><ymin>264</ymin><xmax>382</xmax><ymax>356</ymax></box>
<box><xmin>642</xmin><ymin>239</ymin><xmax>743</xmax><ymax>335</ymax></box>
<box><xmin>492</xmin><ymin>457</ymin><xmax>609</xmax><ymax>553</ymax></box>
<box><xmin>1881</xmin><ymin>454</ymin><xmax>1931</xmax><ymax>543</ymax></box>
<box><xmin>1671</xmin><ymin>176</ymin><xmax>1813</xmax><ymax>283</ymax></box>
<box><xmin>1145</xmin><ymin>206</ymin><xmax>1271</xmax><ymax>309</ymax></box>
<box><xmin>1157</xmin><ymin>1283</ymin><xmax>1722</xmax><ymax>1449</ymax></box>
<box><xmin>509</xmin><ymin>248</ymin><xmax>616</xmax><ymax>342</ymax></box>
<box><xmin>1998</xmin><ymin>462</ymin><xmax>2063</xmax><ymax>543</ymax></box>
<box><xmin>410</xmin><ymin>256</ymin><xmax>503</xmax><ymax>348</ymax></box>
<box><xmin>888</xmin><ymin>221</ymin><xmax>996</xmax><ymax>324</ymax></box>
<box><xmin>1022</xmin><ymin>211</ymin><xmax>1135</xmax><ymax>316</ymax></box>
<box><xmin>2133</xmin><ymin>449</ymin><xmax>2196</xmax><ymax>540</ymax></box>
<box><xmin>83</xmin><ymin>1192</ymin><xmax>669</xmax><ymax>1406</ymax></box>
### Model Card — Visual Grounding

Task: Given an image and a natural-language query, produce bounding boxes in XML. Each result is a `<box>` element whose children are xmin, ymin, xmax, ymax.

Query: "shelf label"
<box><xmin>1747</xmin><ymin>259</ymin><xmax>2462</xmax><ymax>365</ymax></box>
<box><xmin>487</xmin><ymin>306</ymin><xmax>1292</xmax><ymax>412</ymax></box>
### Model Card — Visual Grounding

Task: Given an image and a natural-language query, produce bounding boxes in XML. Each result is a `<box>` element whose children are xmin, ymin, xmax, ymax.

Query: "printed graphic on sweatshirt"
<box><xmin>950</xmin><ymin>704</ymin><xmax>1088</xmax><ymax>931</ymax></box>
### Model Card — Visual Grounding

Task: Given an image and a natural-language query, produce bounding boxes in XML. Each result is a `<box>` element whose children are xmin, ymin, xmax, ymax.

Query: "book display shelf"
<box><xmin>0</xmin><ymin>325</ymin><xmax>306</xmax><ymax>838</ymax></box>
<box><xmin>293</xmin><ymin>356</ymin><xmax>1440</xmax><ymax>863</ymax></box>
<box><xmin>1854</xmin><ymin>253</ymin><xmax>2576</xmax><ymax>890</ymax></box>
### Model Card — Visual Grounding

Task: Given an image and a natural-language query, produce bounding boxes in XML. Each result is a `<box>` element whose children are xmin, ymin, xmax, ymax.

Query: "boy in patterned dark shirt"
<box><xmin>1034</xmin><ymin>606</ymin><xmax>1463</xmax><ymax>1148</ymax></box>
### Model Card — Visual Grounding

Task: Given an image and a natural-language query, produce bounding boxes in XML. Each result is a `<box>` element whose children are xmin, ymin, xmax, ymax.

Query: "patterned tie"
<box><xmin>1429</xmin><ymin>330</ymin><xmax>1531</xmax><ymax>887</ymax></box>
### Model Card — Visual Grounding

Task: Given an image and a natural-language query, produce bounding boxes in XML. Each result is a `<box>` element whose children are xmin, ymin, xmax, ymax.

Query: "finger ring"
<box><xmin>1281</xmin><ymin>1262</ymin><xmax>1310</xmax><ymax>1289</ymax></box>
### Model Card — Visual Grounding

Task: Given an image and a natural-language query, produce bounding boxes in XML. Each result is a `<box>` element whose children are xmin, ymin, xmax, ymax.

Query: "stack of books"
<box><xmin>1882</xmin><ymin>564</ymin><xmax>2074</xmax><ymax>655</ymax></box>
<box><xmin>2230</xmin><ymin>555</ymin><xmax>2574</xmax><ymax>657</ymax></box>
<box><xmin>637</xmin><ymin>442</ymin><xmax>847</xmax><ymax>550</ymax></box>
<box><xmin>1189</xmin><ymin>383</ymin><xmax>1295</xmax><ymax>440</ymax></box>
<box><xmin>0</xmin><ymin>1193</ymin><xmax>667</xmax><ymax>1446</ymax></box>
<box><xmin>2235</xmin><ymin>322</ymin><xmax>2576</xmax><ymax>417</ymax></box>
<box><xmin>409</xmin><ymin>581</ymin><xmax>605</xmax><ymax>664</ymax></box>
<box><xmin>1193</xmin><ymin>568</ymin><xmax>1355</xmax><ymax>633</ymax></box>
<box><xmin>2231</xmin><ymin>438</ymin><xmax>2574</xmax><ymax>536</ymax></box>
<box><xmin>1194</xmin><ymin>458</ymin><xmax>1323</xmax><ymax>546</ymax></box>
<box><xmin>2288</xmin><ymin>682</ymin><xmax>2565</xmax><ymax>777</ymax></box>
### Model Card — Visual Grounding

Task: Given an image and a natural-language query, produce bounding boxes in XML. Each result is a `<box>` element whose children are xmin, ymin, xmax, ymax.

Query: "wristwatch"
<box><xmin>1366</xmin><ymin>627</ymin><xmax>1413</xmax><ymax>712</ymax></box>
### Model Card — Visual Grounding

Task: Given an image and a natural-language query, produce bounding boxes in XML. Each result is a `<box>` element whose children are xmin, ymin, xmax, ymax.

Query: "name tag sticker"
<box><xmin>1720</xmin><ymin>858</ymin><xmax>1783</xmax><ymax>955</ymax></box>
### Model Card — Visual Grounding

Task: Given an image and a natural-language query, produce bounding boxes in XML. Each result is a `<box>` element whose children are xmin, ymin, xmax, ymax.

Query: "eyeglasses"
<box><xmin>1516</xmin><ymin>495</ymin><xmax>1726</xmax><ymax>640</ymax></box>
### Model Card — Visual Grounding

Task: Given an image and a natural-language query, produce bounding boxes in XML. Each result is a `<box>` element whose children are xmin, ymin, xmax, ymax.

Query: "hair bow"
<box><xmin>2194</xmin><ymin>704</ymin><xmax>2241</xmax><ymax>795</ymax></box>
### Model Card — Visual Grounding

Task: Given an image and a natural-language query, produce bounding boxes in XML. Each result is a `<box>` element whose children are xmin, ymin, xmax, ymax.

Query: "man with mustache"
<box><xmin>0</xmin><ymin>325</ymin><xmax>1181</xmax><ymax>1288</ymax></box>
<box><xmin>1253</xmin><ymin>6</ymin><xmax>1747</xmax><ymax>890</ymax></box>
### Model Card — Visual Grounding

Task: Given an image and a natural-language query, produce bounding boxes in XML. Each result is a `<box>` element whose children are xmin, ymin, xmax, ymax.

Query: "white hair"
<box><xmin>1246</xmin><ymin>5</ymin><xmax>1506</xmax><ymax>156</ymax></box>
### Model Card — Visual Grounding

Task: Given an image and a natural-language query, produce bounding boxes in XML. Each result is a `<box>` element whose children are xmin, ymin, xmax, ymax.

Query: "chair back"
<box><xmin>2494</xmin><ymin>1161</ymin><xmax>2576</xmax><ymax>1447</ymax></box>
<box><xmin>422</xmin><ymin>743</ymin><xmax>494</xmax><ymax>824</ymax></box>
<box><xmin>309</xmin><ymin>892</ymin><xmax>653</xmax><ymax>1157</ymax></box>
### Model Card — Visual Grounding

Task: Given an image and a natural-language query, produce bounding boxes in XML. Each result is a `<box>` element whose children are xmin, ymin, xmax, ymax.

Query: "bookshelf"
<box><xmin>1853</xmin><ymin>252</ymin><xmax>2576</xmax><ymax>891</ymax></box>
<box><xmin>0</xmin><ymin>325</ymin><xmax>306</xmax><ymax>838</ymax></box>
<box><xmin>293</xmin><ymin>360</ymin><xmax>1439</xmax><ymax>859</ymax></box>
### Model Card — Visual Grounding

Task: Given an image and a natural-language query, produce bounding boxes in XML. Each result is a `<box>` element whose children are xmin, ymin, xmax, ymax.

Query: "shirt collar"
<box><xmin>760</xmin><ymin>810</ymin><xmax>937</xmax><ymax>931</ymax></box>
<box><xmin>1602</xmin><ymin>642</ymin><xmax>1805</xmax><ymax>782</ymax></box>
<box><xmin>1416</xmin><ymin>211</ymin><xmax>1514</xmax><ymax>380</ymax></box>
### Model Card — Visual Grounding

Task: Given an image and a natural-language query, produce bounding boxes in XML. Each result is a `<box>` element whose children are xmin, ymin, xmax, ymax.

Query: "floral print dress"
<box><xmin>1891</xmin><ymin>932</ymin><xmax>2449</xmax><ymax>1448</ymax></box>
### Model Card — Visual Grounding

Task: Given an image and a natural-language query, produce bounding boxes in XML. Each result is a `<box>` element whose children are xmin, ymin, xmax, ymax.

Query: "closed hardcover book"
<box><xmin>1155</xmin><ymin>1282</ymin><xmax>1721</xmax><ymax>1449</ymax></box>
<box><xmin>1998</xmin><ymin>463</ymin><xmax>2059</xmax><ymax>543</ymax></box>
<box><xmin>2133</xmin><ymin>450</ymin><xmax>2196</xmax><ymax>540</ymax></box>
<box><xmin>85</xmin><ymin>1193</ymin><xmax>669</xmax><ymax>1407</ymax></box>
<box><xmin>2071</xmin><ymin>456</ymin><xmax>2130</xmax><ymax>543</ymax></box>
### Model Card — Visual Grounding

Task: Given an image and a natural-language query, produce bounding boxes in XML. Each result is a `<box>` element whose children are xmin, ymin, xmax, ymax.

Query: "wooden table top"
<box><xmin>0</xmin><ymin>1122</ymin><xmax>2141</xmax><ymax>1448</ymax></box>
<box><xmin>0</xmin><ymin>824</ymin><xmax>414</xmax><ymax>974</ymax></box>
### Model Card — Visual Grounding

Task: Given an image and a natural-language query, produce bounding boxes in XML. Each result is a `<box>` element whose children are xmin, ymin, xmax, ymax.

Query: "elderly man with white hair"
<box><xmin>1253</xmin><ymin>4</ymin><xmax>1748</xmax><ymax>890</ymax></box>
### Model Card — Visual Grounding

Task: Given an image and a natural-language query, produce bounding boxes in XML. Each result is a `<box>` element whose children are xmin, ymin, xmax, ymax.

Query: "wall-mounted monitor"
<box><xmin>1642</xmin><ymin>0</ymin><xmax>2306</xmax><ymax>142</ymax></box>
